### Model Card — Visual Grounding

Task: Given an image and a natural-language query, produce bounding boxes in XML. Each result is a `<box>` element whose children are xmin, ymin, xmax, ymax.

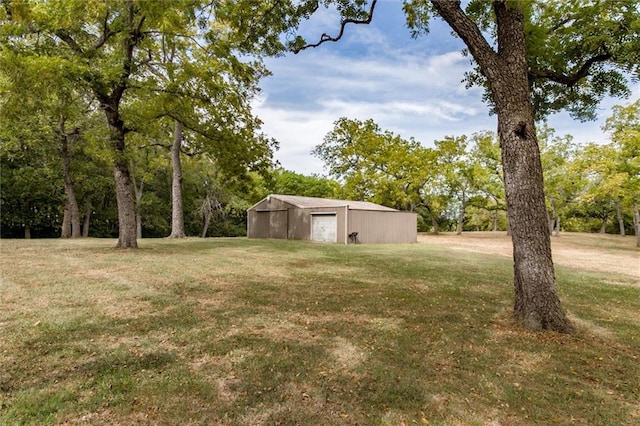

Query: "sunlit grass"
<box><xmin>0</xmin><ymin>236</ymin><xmax>638</xmax><ymax>425</ymax></box>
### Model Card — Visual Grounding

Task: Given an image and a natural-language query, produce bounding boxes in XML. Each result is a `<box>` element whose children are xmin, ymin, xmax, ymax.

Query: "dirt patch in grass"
<box><xmin>418</xmin><ymin>232</ymin><xmax>639</xmax><ymax>280</ymax></box>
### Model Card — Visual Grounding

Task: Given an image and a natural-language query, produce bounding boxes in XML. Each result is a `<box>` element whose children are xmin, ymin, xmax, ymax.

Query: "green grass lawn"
<box><xmin>0</xmin><ymin>236</ymin><xmax>638</xmax><ymax>425</ymax></box>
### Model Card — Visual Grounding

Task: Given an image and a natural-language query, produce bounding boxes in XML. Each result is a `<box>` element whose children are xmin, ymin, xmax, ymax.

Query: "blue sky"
<box><xmin>253</xmin><ymin>2</ymin><xmax>640</xmax><ymax>176</ymax></box>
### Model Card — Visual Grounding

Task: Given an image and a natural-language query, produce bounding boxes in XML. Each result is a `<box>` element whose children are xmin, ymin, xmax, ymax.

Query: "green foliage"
<box><xmin>603</xmin><ymin>99</ymin><xmax>640</xmax><ymax>201</ymax></box>
<box><xmin>313</xmin><ymin>117</ymin><xmax>438</xmax><ymax>210</ymax></box>
<box><xmin>1</xmin><ymin>0</ymin><xmax>284</xmax><ymax>240</ymax></box>
<box><xmin>0</xmin><ymin>142</ymin><xmax>62</xmax><ymax>237</ymax></box>
<box><xmin>268</xmin><ymin>168</ymin><xmax>340</xmax><ymax>198</ymax></box>
<box><xmin>403</xmin><ymin>0</ymin><xmax>640</xmax><ymax>121</ymax></box>
<box><xmin>314</xmin><ymin>118</ymin><xmax>512</xmax><ymax>232</ymax></box>
<box><xmin>538</xmin><ymin>124</ymin><xmax>582</xmax><ymax>232</ymax></box>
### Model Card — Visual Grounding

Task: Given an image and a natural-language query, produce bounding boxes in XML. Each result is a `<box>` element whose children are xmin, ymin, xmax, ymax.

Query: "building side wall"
<box><xmin>348</xmin><ymin>211</ymin><xmax>417</xmax><ymax>244</ymax></box>
<box><xmin>247</xmin><ymin>210</ymin><xmax>267</xmax><ymax>238</ymax></box>
<box><xmin>247</xmin><ymin>198</ymin><xmax>293</xmax><ymax>239</ymax></box>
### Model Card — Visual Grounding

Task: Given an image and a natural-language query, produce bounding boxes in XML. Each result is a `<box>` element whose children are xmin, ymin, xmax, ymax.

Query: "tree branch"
<box><xmin>429</xmin><ymin>0</ymin><xmax>498</xmax><ymax>76</ymax></box>
<box><xmin>91</xmin><ymin>7</ymin><xmax>114</xmax><ymax>51</ymax></box>
<box><xmin>529</xmin><ymin>53</ymin><xmax>613</xmax><ymax>86</ymax></box>
<box><xmin>55</xmin><ymin>30</ymin><xmax>85</xmax><ymax>55</ymax></box>
<box><xmin>292</xmin><ymin>0</ymin><xmax>377</xmax><ymax>54</ymax></box>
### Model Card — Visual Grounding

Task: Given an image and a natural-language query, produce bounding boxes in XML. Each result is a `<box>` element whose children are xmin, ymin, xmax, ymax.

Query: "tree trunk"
<box><xmin>616</xmin><ymin>201</ymin><xmax>625</xmax><ymax>236</ymax></box>
<box><xmin>61</xmin><ymin>205</ymin><xmax>71</xmax><ymax>238</ymax></box>
<box><xmin>82</xmin><ymin>200</ymin><xmax>92</xmax><ymax>237</ymax></box>
<box><xmin>456</xmin><ymin>195</ymin><xmax>465</xmax><ymax>235</ymax></box>
<box><xmin>431</xmin><ymin>0</ymin><xmax>572</xmax><ymax>332</ymax></box>
<box><xmin>25</xmin><ymin>225</ymin><xmax>31</xmax><ymax>239</ymax></box>
<box><xmin>169</xmin><ymin>120</ymin><xmax>186</xmax><ymax>238</ymax></box>
<box><xmin>492</xmin><ymin>8</ymin><xmax>571</xmax><ymax>332</ymax></box>
<box><xmin>633</xmin><ymin>200</ymin><xmax>640</xmax><ymax>247</ymax></box>
<box><xmin>113</xmin><ymin>159</ymin><xmax>138</xmax><ymax>248</ymax></box>
<box><xmin>600</xmin><ymin>218</ymin><xmax>607</xmax><ymax>234</ymax></box>
<box><xmin>555</xmin><ymin>214</ymin><xmax>560</xmax><ymax>238</ymax></box>
<box><xmin>60</xmin><ymin>127</ymin><xmax>81</xmax><ymax>238</ymax></box>
<box><xmin>132</xmin><ymin>176</ymin><xmax>144</xmax><ymax>240</ymax></box>
<box><xmin>136</xmin><ymin>211</ymin><xmax>142</xmax><ymax>239</ymax></box>
<box><xmin>201</xmin><ymin>211</ymin><xmax>211</xmax><ymax>238</ymax></box>
<box><xmin>102</xmin><ymin>103</ymin><xmax>137</xmax><ymax>248</ymax></box>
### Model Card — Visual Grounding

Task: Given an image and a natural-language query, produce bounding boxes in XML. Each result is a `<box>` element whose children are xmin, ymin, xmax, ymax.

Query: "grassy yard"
<box><xmin>0</xmin><ymin>234</ymin><xmax>638</xmax><ymax>425</ymax></box>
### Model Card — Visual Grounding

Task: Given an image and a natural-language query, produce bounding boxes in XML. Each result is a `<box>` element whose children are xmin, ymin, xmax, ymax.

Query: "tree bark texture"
<box><xmin>107</xmin><ymin>112</ymin><xmax>137</xmax><ymax>248</ymax></box>
<box><xmin>169</xmin><ymin>120</ymin><xmax>186</xmax><ymax>238</ymax></box>
<box><xmin>113</xmin><ymin>160</ymin><xmax>137</xmax><ymax>248</ymax></box>
<box><xmin>431</xmin><ymin>0</ymin><xmax>572</xmax><ymax>332</ymax></box>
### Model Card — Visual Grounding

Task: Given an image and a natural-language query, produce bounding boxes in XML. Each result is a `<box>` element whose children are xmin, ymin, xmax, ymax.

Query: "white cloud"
<box><xmin>255</xmin><ymin>44</ymin><xmax>496</xmax><ymax>175</ymax></box>
<box><xmin>254</xmin><ymin>8</ymin><xmax>639</xmax><ymax>176</ymax></box>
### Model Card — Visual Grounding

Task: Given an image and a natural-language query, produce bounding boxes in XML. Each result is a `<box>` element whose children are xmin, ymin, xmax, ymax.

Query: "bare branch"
<box><xmin>292</xmin><ymin>0</ymin><xmax>377</xmax><ymax>54</ymax></box>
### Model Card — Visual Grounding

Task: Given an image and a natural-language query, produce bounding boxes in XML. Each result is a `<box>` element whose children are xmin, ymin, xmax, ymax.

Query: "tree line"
<box><xmin>314</xmin><ymin>110</ymin><xmax>639</xmax><ymax>245</ymax></box>
<box><xmin>3</xmin><ymin>103</ymin><xmax>638</xmax><ymax>246</ymax></box>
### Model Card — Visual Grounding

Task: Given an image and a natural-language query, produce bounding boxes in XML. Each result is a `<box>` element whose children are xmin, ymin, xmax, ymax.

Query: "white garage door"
<box><xmin>311</xmin><ymin>214</ymin><xmax>337</xmax><ymax>243</ymax></box>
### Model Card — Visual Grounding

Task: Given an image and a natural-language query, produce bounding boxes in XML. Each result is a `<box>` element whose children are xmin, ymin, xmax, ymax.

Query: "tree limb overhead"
<box><xmin>292</xmin><ymin>0</ymin><xmax>377</xmax><ymax>54</ymax></box>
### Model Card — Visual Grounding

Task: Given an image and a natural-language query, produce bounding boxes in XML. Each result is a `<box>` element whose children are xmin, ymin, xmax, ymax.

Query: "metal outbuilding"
<box><xmin>247</xmin><ymin>194</ymin><xmax>417</xmax><ymax>244</ymax></box>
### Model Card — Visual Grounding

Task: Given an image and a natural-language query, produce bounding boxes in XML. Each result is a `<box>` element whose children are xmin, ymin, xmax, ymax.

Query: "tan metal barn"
<box><xmin>247</xmin><ymin>194</ymin><xmax>417</xmax><ymax>244</ymax></box>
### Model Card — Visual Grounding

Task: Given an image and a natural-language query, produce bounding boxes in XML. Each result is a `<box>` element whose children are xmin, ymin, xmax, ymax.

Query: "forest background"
<box><xmin>1</xmin><ymin>1</ymin><xmax>638</xmax><ymax>244</ymax></box>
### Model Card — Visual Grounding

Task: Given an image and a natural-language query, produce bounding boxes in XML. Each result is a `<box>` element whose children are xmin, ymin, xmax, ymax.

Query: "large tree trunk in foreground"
<box><xmin>169</xmin><ymin>120</ymin><xmax>186</xmax><ymax>238</ymax></box>
<box><xmin>432</xmin><ymin>0</ymin><xmax>572</xmax><ymax>332</ymax></box>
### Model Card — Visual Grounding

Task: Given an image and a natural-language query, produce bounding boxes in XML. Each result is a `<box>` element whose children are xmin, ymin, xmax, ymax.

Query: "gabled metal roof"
<box><xmin>250</xmin><ymin>194</ymin><xmax>398</xmax><ymax>212</ymax></box>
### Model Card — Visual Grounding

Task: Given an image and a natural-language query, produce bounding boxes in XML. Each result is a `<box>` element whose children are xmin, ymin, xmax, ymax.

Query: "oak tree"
<box><xmin>295</xmin><ymin>0</ymin><xmax>639</xmax><ymax>332</ymax></box>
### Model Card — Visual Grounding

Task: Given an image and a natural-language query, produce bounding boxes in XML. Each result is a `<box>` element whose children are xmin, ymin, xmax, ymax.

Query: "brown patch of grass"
<box><xmin>418</xmin><ymin>231</ymin><xmax>640</xmax><ymax>279</ymax></box>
